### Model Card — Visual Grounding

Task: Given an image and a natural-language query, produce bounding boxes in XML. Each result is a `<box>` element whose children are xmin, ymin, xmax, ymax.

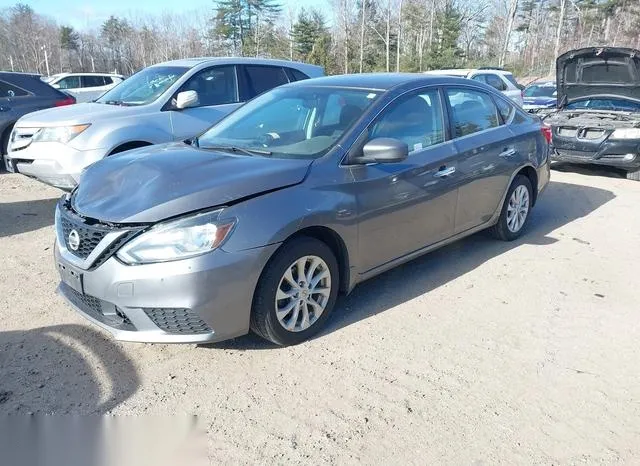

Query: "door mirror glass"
<box><xmin>359</xmin><ymin>138</ymin><xmax>408</xmax><ymax>164</ymax></box>
<box><xmin>176</xmin><ymin>90</ymin><xmax>199</xmax><ymax>109</ymax></box>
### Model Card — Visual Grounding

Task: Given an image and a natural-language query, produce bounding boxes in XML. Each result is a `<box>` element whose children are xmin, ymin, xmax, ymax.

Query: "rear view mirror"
<box><xmin>356</xmin><ymin>138</ymin><xmax>408</xmax><ymax>164</ymax></box>
<box><xmin>176</xmin><ymin>90</ymin><xmax>199</xmax><ymax>109</ymax></box>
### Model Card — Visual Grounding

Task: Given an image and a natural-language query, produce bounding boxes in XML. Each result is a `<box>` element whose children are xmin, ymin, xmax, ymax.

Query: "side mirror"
<box><xmin>175</xmin><ymin>90</ymin><xmax>199</xmax><ymax>110</ymax></box>
<box><xmin>51</xmin><ymin>83</ymin><xmax>61</xmax><ymax>89</ymax></box>
<box><xmin>354</xmin><ymin>138</ymin><xmax>408</xmax><ymax>164</ymax></box>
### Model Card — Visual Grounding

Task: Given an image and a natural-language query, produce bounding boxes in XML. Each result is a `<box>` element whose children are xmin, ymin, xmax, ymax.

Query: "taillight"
<box><xmin>55</xmin><ymin>96</ymin><xmax>76</xmax><ymax>107</ymax></box>
<box><xmin>541</xmin><ymin>125</ymin><xmax>552</xmax><ymax>144</ymax></box>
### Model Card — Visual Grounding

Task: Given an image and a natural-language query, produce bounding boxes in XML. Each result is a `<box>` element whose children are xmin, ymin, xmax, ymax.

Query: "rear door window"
<box><xmin>0</xmin><ymin>80</ymin><xmax>29</xmax><ymax>98</ymax></box>
<box><xmin>240</xmin><ymin>65</ymin><xmax>290</xmax><ymax>100</ymax></box>
<box><xmin>446</xmin><ymin>88</ymin><xmax>500</xmax><ymax>137</ymax></box>
<box><xmin>56</xmin><ymin>76</ymin><xmax>81</xmax><ymax>89</ymax></box>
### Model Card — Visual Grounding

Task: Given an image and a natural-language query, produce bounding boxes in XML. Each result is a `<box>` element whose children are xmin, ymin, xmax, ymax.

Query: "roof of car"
<box><xmin>285</xmin><ymin>73</ymin><xmax>476</xmax><ymax>91</ymax></box>
<box><xmin>154</xmin><ymin>57</ymin><xmax>321</xmax><ymax>71</ymax></box>
<box><xmin>48</xmin><ymin>72</ymin><xmax>124</xmax><ymax>78</ymax></box>
<box><xmin>425</xmin><ymin>68</ymin><xmax>515</xmax><ymax>76</ymax></box>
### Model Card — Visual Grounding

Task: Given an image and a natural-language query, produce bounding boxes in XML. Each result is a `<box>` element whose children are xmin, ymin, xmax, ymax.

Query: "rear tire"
<box><xmin>490</xmin><ymin>175</ymin><xmax>533</xmax><ymax>241</ymax></box>
<box><xmin>250</xmin><ymin>237</ymin><xmax>339</xmax><ymax>346</ymax></box>
<box><xmin>626</xmin><ymin>168</ymin><xmax>640</xmax><ymax>181</ymax></box>
<box><xmin>1</xmin><ymin>124</ymin><xmax>14</xmax><ymax>172</ymax></box>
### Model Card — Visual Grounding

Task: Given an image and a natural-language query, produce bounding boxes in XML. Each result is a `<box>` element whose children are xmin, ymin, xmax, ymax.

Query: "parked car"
<box><xmin>424</xmin><ymin>68</ymin><xmax>524</xmax><ymax>106</ymax></box>
<box><xmin>54</xmin><ymin>73</ymin><xmax>550</xmax><ymax>346</ymax></box>
<box><xmin>1</xmin><ymin>72</ymin><xmax>75</xmax><ymax>170</ymax></box>
<box><xmin>6</xmin><ymin>58</ymin><xmax>323</xmax><ymax>189</ymax></box>
<box><xmin>43</xmin><ymin>73</ymin><xmax>124</xmax><ymax>103</ymax></box>
<box><xmin>522</xmin><ymin>80</ymin><xmax>557</xmax><ymax>113</ymax></box>
<box><xmin>544</xmin><ymin>47</ymin><xmax>640</xmax><ymax>180</ymax></box>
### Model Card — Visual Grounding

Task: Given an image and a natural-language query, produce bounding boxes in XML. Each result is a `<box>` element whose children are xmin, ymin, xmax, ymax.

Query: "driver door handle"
<box><xmin>434</xmin><ymin>166</ymin><xmax>456</xmax><ymax>178</ymax></box>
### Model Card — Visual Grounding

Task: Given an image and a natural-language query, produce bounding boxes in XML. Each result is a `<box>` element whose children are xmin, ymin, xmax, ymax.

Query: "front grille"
<box><xmin>9</xmin><ymin>127</ymin><xmax>37</xmax><ymax>152</ymax></box>
<box><xmin>60</xmin><ymin>216</ymin><xmax>109</xmax><ymax>259</ymax></box>
<box><xmin>144</xmin><ymin>308</ymin><xmax>211</xmax><ymax>335</ymax></box>
<box><xmin>558</xmin><ymin>127</ymin><xmax>577</xmax><ymax>137</ymax></box>
<box><xmin>582</xmin><ymin>129</ymin><xmax>606</xmax><ymax>140</ymax></box>
<box><xmin>58</xmin><ymin>202</ymin><xmax>139</xmax><ymax>265</ymax></box>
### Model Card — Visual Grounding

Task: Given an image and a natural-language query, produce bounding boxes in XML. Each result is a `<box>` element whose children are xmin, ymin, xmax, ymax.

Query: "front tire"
<box><xmin>250</xmin><ymin>237</ymin><xmax>339</xmax><ymax>346</ymax></box>
<box><xmin>490</xmin><ymin>175</ymin><xmax>533</xmax><ymax>241</ymax></box>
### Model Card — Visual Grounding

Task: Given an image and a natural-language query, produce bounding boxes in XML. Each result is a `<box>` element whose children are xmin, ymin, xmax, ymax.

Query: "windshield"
<box><xmin>96</xmin><ymin>65</ymin><xmax>188</xmax><ymax>106</ymax></box>
<box><xmin>198</xmin><ymin>86</ymin><xmax>380</xmax><ymax>159</ymax></box>
<box><xmin>566</xmin><ymin>98</ymin><xmax>640</xmax><ymax>112</ymax></box>
<box><xmin>524</xmin><ymin>84</ymin><xmax>556</xmax><ymax>98</ymax></box>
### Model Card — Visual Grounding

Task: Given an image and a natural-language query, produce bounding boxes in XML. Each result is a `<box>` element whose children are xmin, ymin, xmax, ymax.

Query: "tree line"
<box><xmin>0</xmin><ymin>0</ymin><xmax>639</xmax><ymax>80</ymax></box>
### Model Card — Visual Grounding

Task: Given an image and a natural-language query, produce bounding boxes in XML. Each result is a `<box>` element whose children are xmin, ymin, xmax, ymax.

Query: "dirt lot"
<box><xmin>1</xmin><ymin>166</ymin><xmax>639</xmax><ymax>464</ymax></box>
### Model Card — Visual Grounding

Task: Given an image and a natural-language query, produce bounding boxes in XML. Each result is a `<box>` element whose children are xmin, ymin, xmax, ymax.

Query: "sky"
<box><xmin>2</xmin><ymin>0</ymin><xmax>332</xmax><ymax>29</ymax></box>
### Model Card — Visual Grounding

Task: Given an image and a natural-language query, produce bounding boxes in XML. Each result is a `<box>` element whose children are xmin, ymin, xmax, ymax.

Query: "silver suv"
<box><xmin>6</xmin><ymin>57</ymin><xmax>323</xmax><ymax>189</ymax></box>
<box><xmin>424</xmin><ymin>68</ymin><xmax>524</xmax><ymax>106</ymax></box>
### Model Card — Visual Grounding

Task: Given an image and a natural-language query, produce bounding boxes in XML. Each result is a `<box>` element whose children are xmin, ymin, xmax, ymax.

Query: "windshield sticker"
<box><xmin>367</xmin><ymin>93</ymin><xmax>377</xmax><ymax>99</ymax></box>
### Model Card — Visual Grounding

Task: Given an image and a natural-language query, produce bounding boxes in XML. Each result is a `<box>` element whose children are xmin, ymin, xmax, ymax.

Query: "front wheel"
<box><xmin>490</xmin><ymin>175</ymin><xmax>533</xmax><ymax>241</ymax></box>
<box><xmin>250</xmin><ymin>237</ymin><xmax>339</xmax><ymax>346</ymax></box>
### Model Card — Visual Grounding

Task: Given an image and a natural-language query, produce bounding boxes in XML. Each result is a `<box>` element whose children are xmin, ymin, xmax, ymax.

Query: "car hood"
<box><xmin>556</xmin><ymin>47</ymin><xmax>640</xmax><ymax>108</ymax></box>
<box><xmin>15</xmin><ymin>102</ymin><xmax>148</xmax><ymax>127</ymax></box>
<box><xmin>72</xmin><ymin>143</ymin><xmax>312</xmax><ymax>224</ymax></box>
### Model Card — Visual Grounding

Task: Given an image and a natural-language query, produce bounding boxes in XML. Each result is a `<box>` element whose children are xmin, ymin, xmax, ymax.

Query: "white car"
<box><xmin>424</xmin><ymin>68</ymin><xmax>524</xmax><ymax>106</ymax></box>
<box><xmin>42</xmin><ymin>73</ymin><xmax>124</xmax><ymax>103</ymax></box>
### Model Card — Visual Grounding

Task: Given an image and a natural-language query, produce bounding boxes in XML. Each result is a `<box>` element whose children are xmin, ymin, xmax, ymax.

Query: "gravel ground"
<box><xmin>1</xmin><ymin>166</ymin><xmax>639</xmax><ymax>464</ymax></box>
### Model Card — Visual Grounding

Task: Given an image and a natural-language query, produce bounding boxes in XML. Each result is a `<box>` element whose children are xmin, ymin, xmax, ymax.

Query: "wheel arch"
<box><xmin>108</xmin><ymin>140</ymin><xmax>153</xmax><ymax>156</ymax></box>
<box><xmin>284</xmin><ymin>226</ymin><xmax>351</xmax><ymax>294</ymax></box>
<box><xmin>516</xmin><ymin>165</ymin><xmax>538</xmax><ymax>206</ymax></box>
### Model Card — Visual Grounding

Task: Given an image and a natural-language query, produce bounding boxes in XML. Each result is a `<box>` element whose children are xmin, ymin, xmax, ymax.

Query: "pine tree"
<box><xmin>427</xmin><ymin>3</ymin><xmax>463</xmax><ymax>69</ymax></box>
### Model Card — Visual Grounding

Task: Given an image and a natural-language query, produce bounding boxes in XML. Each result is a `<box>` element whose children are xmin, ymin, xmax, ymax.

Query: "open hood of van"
<box><xmin>556</xmin><ymin>47</ymin><xmax>640</xmax><ymax>107</ymax></box>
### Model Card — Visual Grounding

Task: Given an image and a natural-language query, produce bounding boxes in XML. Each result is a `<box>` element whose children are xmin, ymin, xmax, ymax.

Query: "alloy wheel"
<box><xmin>275</xmin><ymin>255</ymin><xmax>332</xmax><ymax>332</ymax></box>
<box><xmin>506</xmin><ymin>185</ymin><xmax>530</xmax><ymax>233</ymax></box>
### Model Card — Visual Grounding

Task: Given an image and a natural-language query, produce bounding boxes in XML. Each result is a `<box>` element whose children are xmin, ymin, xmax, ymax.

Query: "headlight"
<box><xmin>610</xmin><ymin>128</ymin><xmax>640</xmax><ymax>140</ymax></box>
<box><xmin>32</xmin><ymin>124</ymin><xmax>90</xmax><ymax>144</ymax></box>
<box><xmin>116</xmin><ymin>210</ymin><xmax>235</xmax><ymax>264</ymax></box>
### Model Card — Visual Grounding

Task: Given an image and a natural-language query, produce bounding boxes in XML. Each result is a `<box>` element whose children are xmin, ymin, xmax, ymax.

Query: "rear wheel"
<box><xmin>250</xmin><ymin>237</ymin><xmax>339</xmax><ymax>346</ymax></box>
<box><xmin>1</xmin><ymin>124</ymin><xmax>14</xmax><ymax>172</ymax></box>
<box><xmin>490</xmin><ymin>175</ymin><xmax>533</xmax><ymax>241</ymax></box>
<box><xmin>626</xmin><ymin>168</ymin><xmax>640</xmax><ymax>181</ymax></box>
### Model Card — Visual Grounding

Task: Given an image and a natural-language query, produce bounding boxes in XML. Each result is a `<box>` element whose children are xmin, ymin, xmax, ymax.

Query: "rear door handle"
<box><xmin>499</xmin><ymin>148</ymin><xmax>517</xmax><ymax>158</ymax></box>
<box><xmin>434</xmin><ymin>166</ymin><xmax>456</xmax><ymax>178</ymax></box>
<box><xmin>0</xmin><ymin>106</ymin><xmax>10</xmax><ymax>112</ymax></box>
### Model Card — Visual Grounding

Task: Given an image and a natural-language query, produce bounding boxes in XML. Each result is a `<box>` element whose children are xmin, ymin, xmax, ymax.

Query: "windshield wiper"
<box><xmin>199</xmin><ymin>145</ymin><xmax>272</xmax><ymax>156</ymax></box>
<box><xmin>103</xmin><ymin>100</ymin><xmax>131</xmax><ymax>106</ymax></box>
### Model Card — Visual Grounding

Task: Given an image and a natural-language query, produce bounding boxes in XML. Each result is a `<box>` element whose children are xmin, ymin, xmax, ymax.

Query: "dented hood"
<box><xmin>72</xmin><ymin>143</ymin><xmax>312</xmax><ymax>223</ymax></box>
<box><xmin>556</xmin><ymin>47</ymin><xmax>640</xmax><ymax>107</ymax></box>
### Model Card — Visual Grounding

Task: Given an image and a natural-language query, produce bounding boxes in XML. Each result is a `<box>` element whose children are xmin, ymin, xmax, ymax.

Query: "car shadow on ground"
<box><xmin>551</xmin><ymin>162</ymin><xmax>627</xmax><ymax>179</ymax></box>
<box><xmin>208</xmin><ymin>179</ymin><xmax>616</xmax><ymax>350</ymax></box>
<box><xmin>0</xmin><ymin>197</ymin><xmax>59</xmax><ymax>238</ymax></box>
<box><xmin>0</xmin><ymin>324</ymin><xmax>139</xmax><ymax>414</ymax></box>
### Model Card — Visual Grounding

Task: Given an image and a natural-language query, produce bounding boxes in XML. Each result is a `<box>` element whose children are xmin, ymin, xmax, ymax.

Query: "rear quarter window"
<box><xmin>0</xmin><ymin>79</ymin><xmax>30</xmax><ymax>98</ymax></box>
<box><xmin>287</xmin><ymin>68</ymin><xmax>310</xmax><ymax>81</ymax></box>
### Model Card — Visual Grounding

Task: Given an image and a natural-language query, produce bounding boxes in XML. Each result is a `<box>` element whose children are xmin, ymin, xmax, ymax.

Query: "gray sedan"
<box><xmin>55</xmin><ymin>73</ymin><xmax>550</xmax><ymax>346</ymax></box>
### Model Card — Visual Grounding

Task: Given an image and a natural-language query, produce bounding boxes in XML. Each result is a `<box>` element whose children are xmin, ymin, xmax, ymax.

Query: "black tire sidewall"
<box><xmin>252</xmin><ymin>237</ymin><xmax>340</xmax><ymax>346</ymax></box>
<box><xmin>498</xmin><ymin>175</ymin><xmax>533</xmax><ymax>241</ymax></box>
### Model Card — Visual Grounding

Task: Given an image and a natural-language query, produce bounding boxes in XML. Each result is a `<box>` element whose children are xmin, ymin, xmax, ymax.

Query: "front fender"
<box><xmin>220</xmin><ymin>183</ymin><xmax>359</xmax><ymax>269</ymax></box>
